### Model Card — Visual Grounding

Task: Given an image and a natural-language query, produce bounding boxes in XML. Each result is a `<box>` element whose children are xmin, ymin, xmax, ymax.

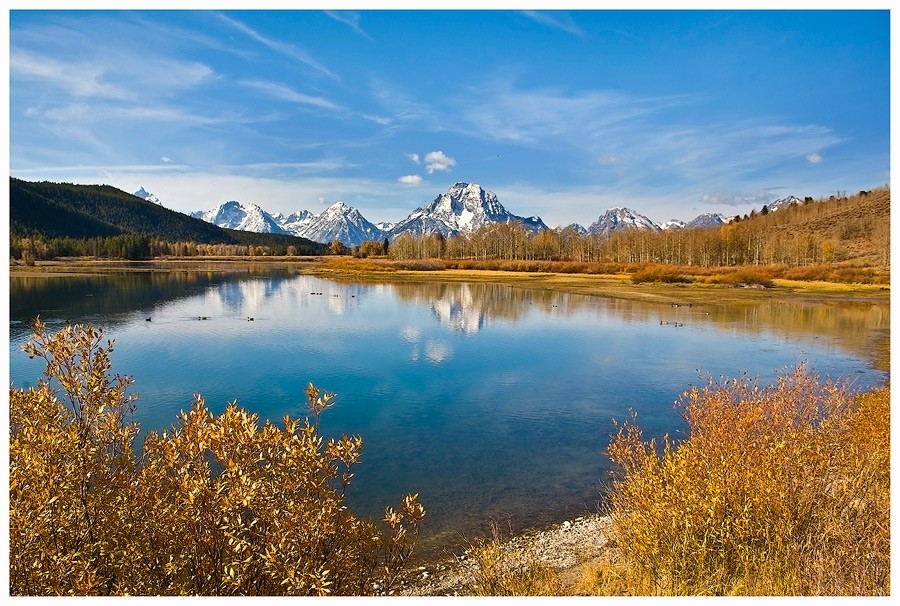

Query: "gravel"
<box><xmin>396</xmin><ymin>514</ymin><xmax>616</xmax><ymax>596</ymax></box>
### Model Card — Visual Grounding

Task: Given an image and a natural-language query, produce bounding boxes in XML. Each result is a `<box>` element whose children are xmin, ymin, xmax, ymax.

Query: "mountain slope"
<box><xmin>9</xmin><ymin>178</ymin><xmax>327</xmax><ymax>253</ymax></box>
<box><xmin>685</xmin><ymin>213</ymin><xmax>725</xmax><ymax>229</ymax></box>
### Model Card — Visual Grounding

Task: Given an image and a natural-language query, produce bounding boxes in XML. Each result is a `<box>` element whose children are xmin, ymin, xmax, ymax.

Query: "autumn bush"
<box><xmin>631</xmin><ymin>264</ymin><xmax>694</xmax><ymax>284</ymax></box>
<box><xmin>598</xmin><ymin>365</ymin><xmax>889</xmax><ymax>595</ymax></box>
<box><xmin>699</xmin><ymin>266</ymin><xmax>776</xmax><ymax>288</ymax></box>
<box><xmin>9</xmin><ymin>320</ymin><xmax>425</xmax><ymax>596</ymax></box>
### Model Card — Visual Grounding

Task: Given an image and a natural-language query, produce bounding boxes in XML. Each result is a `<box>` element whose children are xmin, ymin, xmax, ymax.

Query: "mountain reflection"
<box><xmin>9</xmin><ymin>270</ymin><xmax>889</xmax><ymax>369</ymax></box>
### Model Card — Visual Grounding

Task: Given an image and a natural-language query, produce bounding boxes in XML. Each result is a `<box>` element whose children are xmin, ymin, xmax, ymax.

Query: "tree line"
<box><xmin>10</xmin><ymin>235</ymin><xmax>325</xmax><ymax>264</ymax></box>
<box><xmin>381</xmin><ymin>188</ymin><xmax>889</xmax><ymax>268</ymax></box>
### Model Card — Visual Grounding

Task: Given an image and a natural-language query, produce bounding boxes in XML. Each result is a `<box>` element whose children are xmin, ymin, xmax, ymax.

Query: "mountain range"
<box><xmin>153</xmin><ymin>182</ymin><xmax>798</xmax><ymax>247</ymax></box>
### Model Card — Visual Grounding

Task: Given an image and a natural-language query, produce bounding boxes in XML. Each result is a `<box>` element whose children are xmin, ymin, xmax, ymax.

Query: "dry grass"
<box><xmin>595</xmin><ymin>365</ymin><xmax>889</xmax><ymax>596</ymax></box>
<box><xmin>464</xmin><ymin>524</ymin><xmax>563</xmax><ymax>596</ymax></box>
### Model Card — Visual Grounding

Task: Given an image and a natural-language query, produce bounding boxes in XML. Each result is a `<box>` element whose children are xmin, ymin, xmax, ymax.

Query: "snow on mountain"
<box><xmin>685</xmin><ymin>212</ymin><xmax>725</xmax><ymax>229</ymax></box>
<box><xmin>272</xmin><ymin>210</ymin><xmax>315</xmax><ymax>234</ymax></box>
<box><xmin>660</xmin><ymin>219</ymin><xmax>686</xmax><ymax>230</ymax></box>
<box><xmin>133</xmin><ymin>187</ymin><xmax>160</xmax><ymax>204</ymax></box>
<box><xmin>388</xmin><ymin>182</ymin><xmax>548</xmax><ymax>240</ymax></box>
<box><xmin>191</xmin><ymin>200</ymin><xmax>289</xmax><ymax>234</ymax></box>
<box><xmin>587</xmin><ymin>207</ymin><xmax>661</xmax><ymax>236</ymax></box>
<box><xmin>376</xmin><ymin>221</ymin><xmax>396</xmax><ymax>232</ymax></box>
<box><xmin>292</xmin><ymin>202</ymin><xmax>386</xmax><ymax>246</ymax></box>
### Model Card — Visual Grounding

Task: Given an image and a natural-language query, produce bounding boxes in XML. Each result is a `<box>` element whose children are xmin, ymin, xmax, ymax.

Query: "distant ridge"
<box><xmin>9</xmin><ymin>178</ymin><xmax>327</xmax><ymax>254</ymax></box>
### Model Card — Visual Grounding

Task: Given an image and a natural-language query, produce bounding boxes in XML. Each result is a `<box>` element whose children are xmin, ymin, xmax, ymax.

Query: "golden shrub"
<box><xmin>603</xmin><ymin>364</ymin><xmax>889</xmax><ymax>595</ymax></box>
<box><xmin>9</xmin><ymin>320</ymin><xmax>424</xmax><ymax>596</ymax></box>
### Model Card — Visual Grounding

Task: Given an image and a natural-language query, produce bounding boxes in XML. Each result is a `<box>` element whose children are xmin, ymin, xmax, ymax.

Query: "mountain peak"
<box><xmin>587</xmin><ymin>207</ymin><xmax>661</xmax><ymax>236</ymax></box>
<box><xmin>388</xmin><ymin>182</ymin><xmax>547</xmax><ymax>239</ymax></box>
<box><xmin>133</xmin><ymin>187</ymin><xmax>160</xmax><ymax>204</ymax></box>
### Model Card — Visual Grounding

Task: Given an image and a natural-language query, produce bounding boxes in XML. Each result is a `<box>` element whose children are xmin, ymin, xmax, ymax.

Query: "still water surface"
<box><xmin>9</xmin><ymin>268</ymin><xmax>888</xmax><ymax>554</ymax></box>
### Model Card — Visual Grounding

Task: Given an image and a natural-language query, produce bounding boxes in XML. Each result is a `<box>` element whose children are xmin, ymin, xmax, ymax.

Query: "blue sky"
<box><xmin>7</xmin><ymin>6</ymin><xmax>892</xmax><ymax>227</ymax></box>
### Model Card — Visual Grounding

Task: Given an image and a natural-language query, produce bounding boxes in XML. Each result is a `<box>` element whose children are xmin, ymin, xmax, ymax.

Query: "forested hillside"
<box><xmin>9</xmin><ymin>178</ymin><xmax>328</xmax><ymax>259</ymax></box>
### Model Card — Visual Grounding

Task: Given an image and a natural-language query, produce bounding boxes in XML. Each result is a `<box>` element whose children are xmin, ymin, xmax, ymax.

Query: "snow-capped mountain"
<box><xmin>188</xmin><ymin>182</ymin><xmax>781</xmax><ymax>247</ymax></box>
<box><xmin>133</xmin><ymin>187</ymin><xmax>160</xmax><ymax>204</ymax></box>
<box><xmin>587</xmin><ymin>207</ymin><xmax>661</xmax><ymax>236</ymax></box>
<box><xmin>387</xmin><ymin>182</ymin><xmax>548</xmax><ymax>239</ymax></box>
<box><xmin>768</xmin><ymin>195</ymin><xmax>803</xmax><ymax>212</ymax></box>
<box><xmin>191</xmin><ymin>200</ymin><xmax>289</xmax><ymax>234</ymax></box>
<box><xmin>555</xmin><ymin>223</ymin><xmax>589</xmax><ymax>236</ymax></box>
<box><xmin>291</xmin><ymin>202</ymin><xmax>385</xmax><ymax>246</ymax></box>
<box><xmin>685</xmin><ymin>212</ymin><xmax>725</xmax><ymax>229</ymax></box>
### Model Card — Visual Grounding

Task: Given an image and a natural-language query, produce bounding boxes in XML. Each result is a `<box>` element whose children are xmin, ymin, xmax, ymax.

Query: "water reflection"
<box><xmin>8</xmin><ymin>269</ymin><xmax>888</xmax><ymax>557</ymax></box>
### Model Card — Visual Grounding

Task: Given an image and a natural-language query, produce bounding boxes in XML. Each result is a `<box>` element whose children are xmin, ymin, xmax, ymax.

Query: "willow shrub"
<box><xmin>9</xmin><ymin>320</ymin><xmax>425</xmax><ymax>596</ymax></box>
<box><xmin>603</xmin><ymin>365</ymin><xmax>889</xmax><ymax>596</ymax></box>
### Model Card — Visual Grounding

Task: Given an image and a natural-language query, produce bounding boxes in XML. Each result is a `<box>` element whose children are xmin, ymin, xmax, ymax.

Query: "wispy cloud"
<box><xmin>216</xmin><ymin>13</ymin><xmax>338</xmax><ymax>81</ymax></box>
<box><xmin>11</xmin><ymin>48</ymin><xmax>214</xmax><ymax>101</ymax></box>
<box><xmin>699</xmin><ymin>190</ymin><xmax>783</xmax><ymax>207</ymax></box>
<box><xmin>521</xmin><ymin>11</ymin><xmax>585</xmax><ymax>37</ymax></box>
<box><xmin>461</xmin><ymin>79</ymin><xmax>677</xmax><ymax>146</ymax></box>
<box><xmin>807</xmin><ymin>152</ymin><xmax>823</xmax><ymax>164</ymax></box>
<box><xmin>324</xmin><ymin>11</ymin><xmax>372</xmax><ymax>40</ymax></box>
<box><xmin>238</xmin><ymin>80</ymin><xmax>342</xmax><ymax>111</ymax></box>
<box><xmin>11</xmin><ymin>50</ymin><xmax>133</xmax><ymax>100</ymax></box>
<box><xmin>406</xmin><ymin>153</ymin><xmax>420</xmax><ymax>164</ymax></box>
<box><xmin>369</xmin><ymin>79</ymin><xmax>445</xmax><ymax>130</ymax></box>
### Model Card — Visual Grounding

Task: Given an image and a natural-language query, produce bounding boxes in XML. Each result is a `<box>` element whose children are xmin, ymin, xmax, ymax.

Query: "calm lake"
<box><xmin>8</xmin><ymin>267</ymin><xmax>888</xmax><ymax>555</ymax></box>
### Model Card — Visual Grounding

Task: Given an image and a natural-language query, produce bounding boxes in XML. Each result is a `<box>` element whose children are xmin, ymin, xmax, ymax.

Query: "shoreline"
<box><xmin>11</xmin><ymin>257</ymin><xmax>889</xmax><ymax>371</ymax></box>
<box><xmin>397</xmin><ymin>513</ymin><xmax>616</xmax><ymax>596</ymax></box>
<box><xmin>9</xmin><ymin>257</ymin><xmax>890</xmax><ymax>303</ymax></box>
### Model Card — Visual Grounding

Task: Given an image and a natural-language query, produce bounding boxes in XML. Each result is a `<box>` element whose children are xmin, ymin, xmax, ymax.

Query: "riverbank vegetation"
<box><xmin>585</xmin><ymin>365</ymin><xmax>890</xmax><ymax>596</ymax></box>
<box><xmin>9</xmin><ymin>321</ymin><xmax>424</xmax><ymax>596</ymax></box>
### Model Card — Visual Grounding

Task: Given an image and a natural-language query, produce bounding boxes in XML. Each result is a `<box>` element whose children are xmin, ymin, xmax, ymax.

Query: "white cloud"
<box><xmin>398</xmin><ymin>174</ymin><xmax>423</xmax><ymax>185</ymax></box>
<box><xmin>807</xmin><ymin>152</ymin><xmax>823</xmax><ymax>164</ymax></box>
<box><xmin>425</xmin><ymin>150</ymin><xmax>456</xmax><ymax>174</ymax></box>
<box><xmin>406</xmin><ymin>153</ymin><xmax>420</xmax><ymax>164</ymax></box>
<box><xmin>160</xmin><ymin>156</ymin><xmax>173</xmax><ymax>163</ymax></box>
